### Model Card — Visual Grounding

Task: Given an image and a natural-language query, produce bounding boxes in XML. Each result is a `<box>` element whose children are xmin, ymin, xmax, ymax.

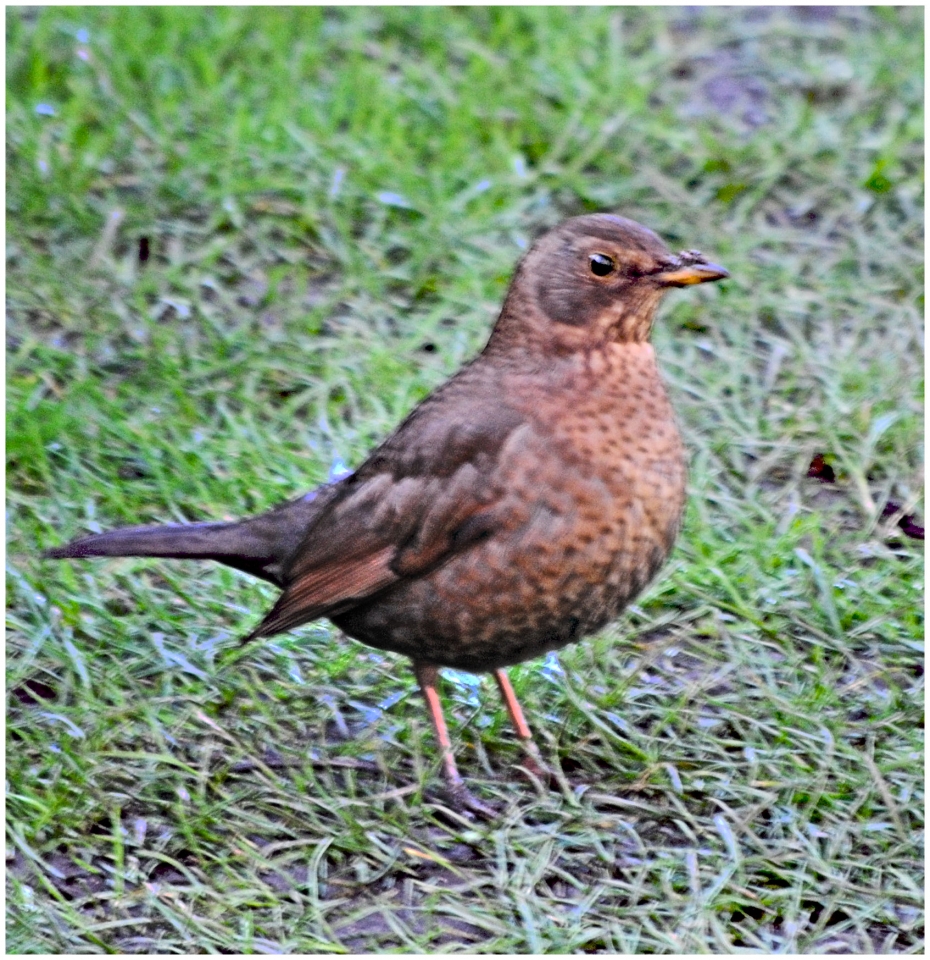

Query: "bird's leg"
<box><xmin>413</xmin><ymin>662</ymin><xmax>497</xmax><ymax>818</ymax></box>
<box><xmin>413</xmin><ymin>663</ymin><xmax>461</xmax><ymax>791</ymax></box>
<box><xmin>493</xmin><ymin>668</ymin><xmax>550</xmax><ymax>783</ymax></box>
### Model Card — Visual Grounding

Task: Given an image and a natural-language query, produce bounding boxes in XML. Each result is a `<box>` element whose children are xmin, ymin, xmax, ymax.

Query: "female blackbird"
<box><xmin>45</xmin><ymin>214</ymin><xmax>727</xmax><ymax>814</ymax></box>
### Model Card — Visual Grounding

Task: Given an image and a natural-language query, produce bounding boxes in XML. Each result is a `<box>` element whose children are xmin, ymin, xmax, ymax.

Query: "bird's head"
<box><xmin>491</xmin><ymin>214</ymin><xmax>728</xmax><ymax>353</ymax></box>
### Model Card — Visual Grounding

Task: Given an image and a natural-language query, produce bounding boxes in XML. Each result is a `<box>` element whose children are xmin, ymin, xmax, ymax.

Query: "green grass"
<box><xmin>7</xmin><ymin>6</ymin><xmax>924</xmax><ymax>953</ymax></box>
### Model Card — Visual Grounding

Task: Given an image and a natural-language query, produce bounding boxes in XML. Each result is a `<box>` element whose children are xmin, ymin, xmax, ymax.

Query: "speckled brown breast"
<box><xmin>333</xmin><ymin>342</ymin><xmax>686</xmax><ymax>671</ymax></box>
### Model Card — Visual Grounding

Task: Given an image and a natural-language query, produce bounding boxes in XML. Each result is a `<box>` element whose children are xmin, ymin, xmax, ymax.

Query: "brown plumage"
<box><xmin>44</xmin><ymin>214</ymin><xmax>727</xmax><ymax>814</ymax></box>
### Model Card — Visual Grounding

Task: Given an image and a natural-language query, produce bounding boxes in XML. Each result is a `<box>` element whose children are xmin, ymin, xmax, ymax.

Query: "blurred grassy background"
<box><xmin>7</xmin><ymin>6</ymin><xmax>923</xmax><ymax>953</ymax></box>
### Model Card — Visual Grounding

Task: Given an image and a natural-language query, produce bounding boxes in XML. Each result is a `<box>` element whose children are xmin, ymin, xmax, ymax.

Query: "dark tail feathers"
<box><xmin>43</xmin><ymin>521</ymin><xmax>291</xmax><ymax>585</ymax></box>
<box><xmin>43</xmin><ymin>491</ymin><xmax>334</xmax><ymax>588</ymax></box>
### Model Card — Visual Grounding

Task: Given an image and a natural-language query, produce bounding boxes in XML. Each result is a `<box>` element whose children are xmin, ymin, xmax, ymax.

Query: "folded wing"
<box><xmin>250</xmin><ymin>386</ymin><xmax>528</xmax><ymax>638</ymax></box>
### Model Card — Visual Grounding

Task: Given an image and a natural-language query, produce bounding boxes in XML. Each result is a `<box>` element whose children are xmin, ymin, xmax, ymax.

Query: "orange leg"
<box><xmin>413</xmin><ymin>662</ymin><xmax>496</xmax><ymax>817</ymax></box>
<box><xmin>494</xmin><ymin>669</ymin><xmax>533</xmax><ymax>740</ymax></box>
<box><xmin>494</xmin><ymin>668</ymin><xmax>550</xmax><ymax>782</ymax></box>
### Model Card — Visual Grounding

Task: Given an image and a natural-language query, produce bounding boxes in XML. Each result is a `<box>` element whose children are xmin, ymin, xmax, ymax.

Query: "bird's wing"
<box><xmin>250</xmin><ymin>387</ymin><xmax>529</xmax><ymax>638</ymax></box>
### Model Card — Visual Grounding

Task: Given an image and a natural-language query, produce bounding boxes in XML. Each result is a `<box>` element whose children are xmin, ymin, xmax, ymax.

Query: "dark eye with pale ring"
<box><xmin>589</xmin><ymin>253</ymin><xmax>616</xmax><ymax>277</ymax></box>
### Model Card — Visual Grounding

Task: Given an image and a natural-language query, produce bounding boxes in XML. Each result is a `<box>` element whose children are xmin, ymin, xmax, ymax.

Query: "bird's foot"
<box><xmin>516</xmin><ymin>752</ymin><xmax>554</xmax><ymax>788</ymax></box>
<box><xmin>444</xmin><ymin>781</ymin><xmax>499</xmax><ymax>820</ymax></box>
<box><xmin>514</xmin><ymin>738</ymin><xmax>557</xmax><ymax>790</ymax></box>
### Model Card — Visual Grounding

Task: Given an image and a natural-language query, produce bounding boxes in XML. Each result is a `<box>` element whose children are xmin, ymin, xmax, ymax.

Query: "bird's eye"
<box><xmin>589</xmin><ymin>253</ymin><xmax>616</xmax><ymax>277</ymax></box>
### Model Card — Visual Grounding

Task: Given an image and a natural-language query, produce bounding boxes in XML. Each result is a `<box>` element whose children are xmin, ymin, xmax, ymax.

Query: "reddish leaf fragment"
<box><xmin>881</xmin><ymin>501</ymin><xmax>924</xmax><ymax>541</ymax></box>
<box><xmin>807</xmin><ymin>453</ymin><xmax>835</xmax><ymax>483</ymax></box>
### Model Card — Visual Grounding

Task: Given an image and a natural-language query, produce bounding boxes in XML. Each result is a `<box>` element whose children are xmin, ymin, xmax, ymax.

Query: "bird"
<box><xmin>44</xmin><ymin>213</ymin><xmax>728</xmax><ymax>815</ymax></box>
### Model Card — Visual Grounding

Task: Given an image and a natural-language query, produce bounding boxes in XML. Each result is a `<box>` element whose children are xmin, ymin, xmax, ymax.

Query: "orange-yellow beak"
<box><xmin>654</xmin><ymin>257</ymin><xmax>729</xmax><ymax>287</ymax></box>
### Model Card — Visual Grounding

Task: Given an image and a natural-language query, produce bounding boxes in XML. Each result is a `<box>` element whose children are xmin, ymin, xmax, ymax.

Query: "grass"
<box><xmin>6</xmin><ymin>6</ymin><xmax>924</xmax><ymax>953</ymax></box>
